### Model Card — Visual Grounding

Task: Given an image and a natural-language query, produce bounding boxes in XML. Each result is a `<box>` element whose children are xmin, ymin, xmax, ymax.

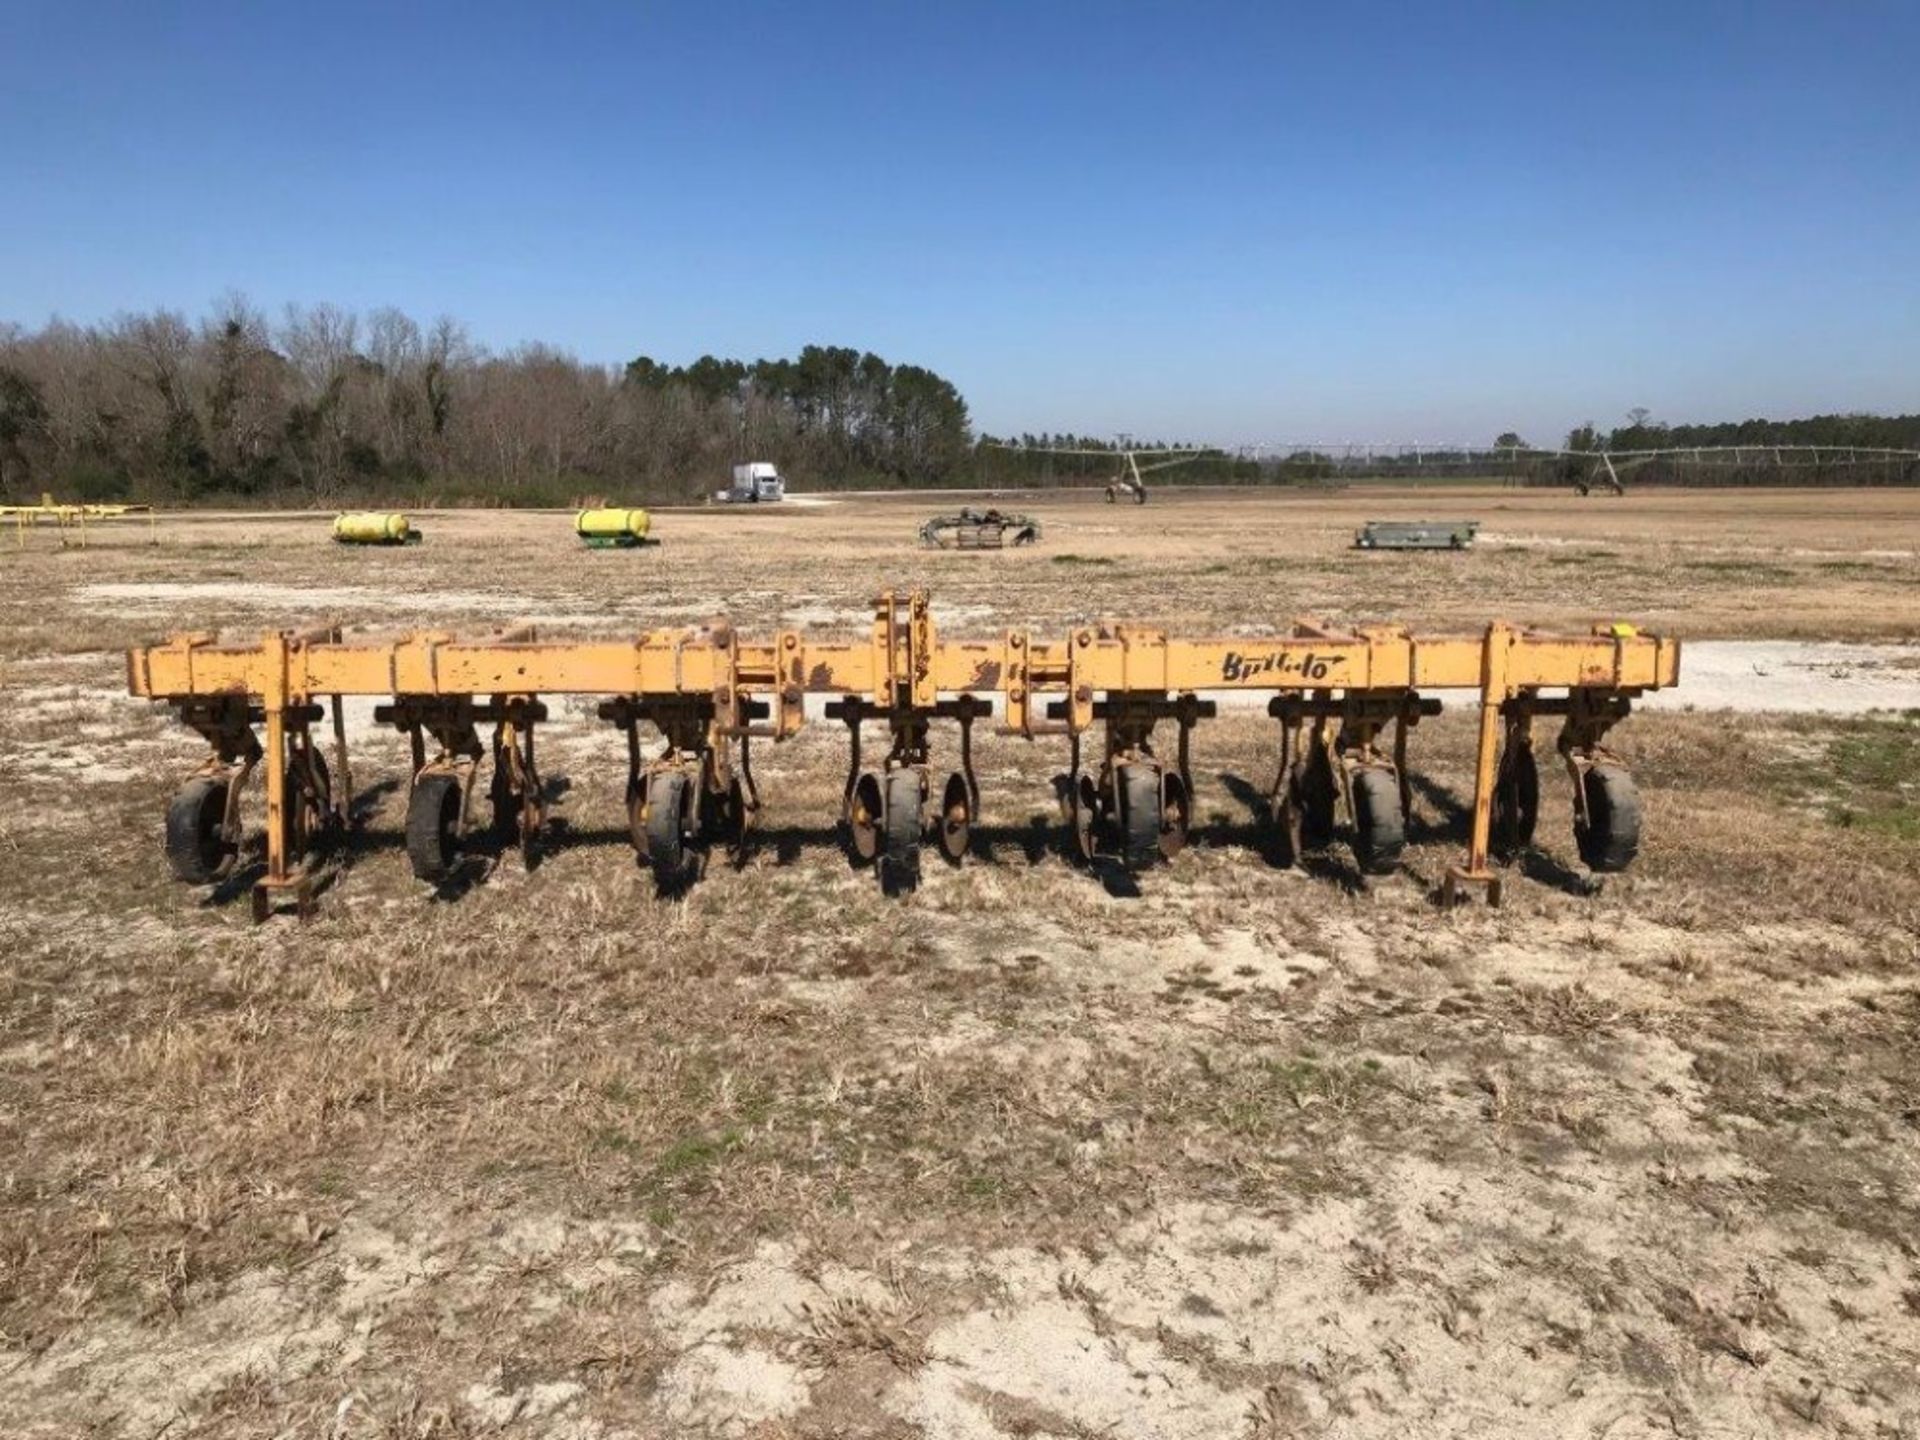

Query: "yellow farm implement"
<box><xmin>3</xmin><ymin>492</ymin><xmax>154</xmax><ymax>546</ymax></box>
<box><xmin>125</xmin><ymin>591</ymin><xmax>1680</xmax><ymax>918</ymax></box>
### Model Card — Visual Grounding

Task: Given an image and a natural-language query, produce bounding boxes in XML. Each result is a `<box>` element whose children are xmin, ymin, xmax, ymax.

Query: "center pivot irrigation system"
<box><xmin>980</xmin><ymin>442</ymin><xmax>1222</xmax><ymax>502</ymax></box>
<box><xmin>1235</xmin><ymin>442</ymin><xmax>1920</xmax><ymax>493</ymax></box>
<box><xmin>127</xmin><ymin>591</ymin><xmax>1680</xmax><ymax>918</ymax></box>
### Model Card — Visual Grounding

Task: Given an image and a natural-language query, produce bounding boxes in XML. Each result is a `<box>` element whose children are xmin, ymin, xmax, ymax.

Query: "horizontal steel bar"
<box><xmin>126</xmin><ymin>599</ymin><xmax>1681</xmax><ymax>722</ymax></box>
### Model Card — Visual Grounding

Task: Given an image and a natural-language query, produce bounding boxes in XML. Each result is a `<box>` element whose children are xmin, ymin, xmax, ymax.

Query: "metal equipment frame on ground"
<box><xmin>126</xmin><ymin>591</ymin><xmax>1680</xmax><ymax>918</ymax></box>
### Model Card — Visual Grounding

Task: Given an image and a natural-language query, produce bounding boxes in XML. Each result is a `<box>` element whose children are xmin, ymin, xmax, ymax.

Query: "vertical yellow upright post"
<box><xmin>330</xmin><ymin>695</ymin><xmax>353</xmax><ymax>824</ymax></box>
<box><xmin>1447</xmin><ymin>621</ymin><xmax>1512</xmax><ymax>905</ymax></box>
<box><xmin>870</xmin><ymin>590</ymin><xmax>893</xmax><ymax>706</ymax></box>
<box><xmin>1002</xmin><ymin>630</ymin><xmax>1029</xmax><ymax>735</ymax></box>
<box><xmin>260</xmin><ymin>631</ymin><xmax>291</xmax><ymax>898</ymax></box>
<box><xmin>909</xmin><ymin>590</ymin><xmax>935</xmax><ymax>710</ymax></box>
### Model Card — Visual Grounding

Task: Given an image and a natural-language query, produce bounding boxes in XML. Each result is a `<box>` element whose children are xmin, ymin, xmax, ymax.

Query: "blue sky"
<box><xmin>2</xmin><ymin>1</ymin><xmax>1914</xmax><ymax>445</ymax></box>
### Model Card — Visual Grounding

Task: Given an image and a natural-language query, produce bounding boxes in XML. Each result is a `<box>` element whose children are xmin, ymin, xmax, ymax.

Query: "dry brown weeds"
<box><xmin>1</xmin><ymin>489</ymin><xmax>1917</xmax><ymax>1437</ymax></box>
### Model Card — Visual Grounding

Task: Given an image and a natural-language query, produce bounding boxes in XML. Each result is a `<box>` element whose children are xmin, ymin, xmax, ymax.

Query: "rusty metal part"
<box><xmin>919</xmin><ymin>508</ymin><xmax>1042</xmax><ymax>550</ymax></box>
<box><xmin>126</xmin><ymin>590</ymin><xmax>1681</xmax><ymax>917</ymax></box>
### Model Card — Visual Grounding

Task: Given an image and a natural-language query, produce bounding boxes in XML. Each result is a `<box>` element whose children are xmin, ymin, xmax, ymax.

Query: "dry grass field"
<box><xmin>2</xmin><ymin>485</ymin><xmax>1917</xmax><ymax>1439</ymax></box>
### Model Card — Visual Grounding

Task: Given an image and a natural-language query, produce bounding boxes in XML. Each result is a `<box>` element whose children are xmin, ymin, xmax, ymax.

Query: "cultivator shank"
<box><xmin>125</xmin><ymin>591</ymin><xmax>1679</xmax><ymax>917</ymax></box>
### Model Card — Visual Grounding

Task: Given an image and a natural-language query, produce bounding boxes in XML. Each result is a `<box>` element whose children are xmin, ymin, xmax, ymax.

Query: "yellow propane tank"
<box><xmin>574</xmin><ymin>508</ymin><xmax>651</xmax><ymax>546</ymax></box>
<box><xmin>332</xmin><ymin>512</ymin><xmax>414</xmax><ymax>545</ymax></box>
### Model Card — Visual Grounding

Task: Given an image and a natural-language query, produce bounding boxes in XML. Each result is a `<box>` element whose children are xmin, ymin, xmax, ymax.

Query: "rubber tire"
<box><xmin>626</xmin><ymin>784</ymin><xmax>648</xmax><ymax>854</ymax></box>
<box><xmin>1349</xmin><ymin>768</ymin><xmax>1405</xmax><ymax>876</ymax></box>
<box><xmin>1492</xmin><ymin>745</ymin><xmax>1540</xmax><ymax>858</ymax></box>
<box><xmin>1119</xmin><ymin>764</ymin><xmax>1163</xmax><ymax>871</ymax></box>
<box><xmin>717</xmin><ymin>773</ymin><xmax>750</xmax><ymax>863</ymax></box>
<box><xmin>1576</xmin><ymin>765</ymin><xmax>1641</xmax><ymax>873</ymax></box>
<box><xmin>881</xmin><ymin>769</ymin><xmax>922</xmax><ymax>893</ymax></box>
<box><xmin>850</xmin><ymin>772</ymin><xmax>884</xmax><ymax>863</ymax></box>
<box><xmin>1159</xmin><ymin>772</ymin><xmax>1190</xmax><ymax>859</ymax></box>
<box><xmin>939</xmin><ymin>771</ymin><xmax>971</xmax><ymax>862</ymax></box>
<box><xmin>1296</xmin><ymin>745</ymin><xmax>1338</xmax><ymax>847</ymax></box>
<box><xmin>406</xmin><ymin>773</ymin><xmax>463</xmax><ymax>883</ymax></box>
<box><xmin>1071</xmin><ymin>774</ymin><xmax>1099</xmax><ymax>862</ymax></box>
<box><xmin>166</xmin><ymin>776</ymin><xmax>234</xmax><ymax>883</ymax></box>
<box><xmin>490</xmin><ymin>752</ymin><xmax>521</xmax><ymax>841</ymax></box>
<box><xmin>283</xmin><ymin>749</ymin><xmax>331</xmax><ymax>860</ymax></box>
<box><xmin>645</xmin><ymin>770</ymin><xmax>693</xmax><ymax>885</ymax></box>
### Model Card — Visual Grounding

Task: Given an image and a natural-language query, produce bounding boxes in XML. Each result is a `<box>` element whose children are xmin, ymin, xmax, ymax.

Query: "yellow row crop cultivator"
<box><xmin>125</xmin><ymin>591</ymin><xmax>1680</xmax><ymax>917</ymax></box>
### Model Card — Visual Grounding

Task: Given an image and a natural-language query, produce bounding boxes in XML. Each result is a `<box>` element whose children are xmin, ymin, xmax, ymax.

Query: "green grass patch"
<box><xmin>1545</xmin><ymin>550</ymin><xmax>1621</xmax><ymax>565</ymax></box>
<box><xmin>1234</xmin><ymin>557</ymin><xmax>1304</xmax><ymax>574</ymax></box>
<box><xmin>1769</xmin><ymin>715</ymin><xmax>1920</xmax><ymax>843</ymax></box>
<box><xmin>646</xmin><ymin>1127</ymin><xmax>748</xmax><ymax>1186</ymax></box>
<box><xmin>1686</xmin><ymin>558</ymin><xmax>1796</xmax><ymax>584</ymax></box>
<box><xmin>1815</xmin><ymin>560</ymin><xmax>1901</xmax><ymax>578</ymax></box>
<box><xmin>1050</xmin><ymin>554</ymin><xmax>1114</xmax><ymax>567</ymax></box>
<box><xmin>957</xmin><ymin>1170</ymin><xmax>1005</xmax><ymax>1202</ymax></box>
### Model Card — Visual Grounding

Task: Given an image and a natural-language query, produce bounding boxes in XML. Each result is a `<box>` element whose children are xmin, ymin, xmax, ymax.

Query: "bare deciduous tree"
<box><xmin>0</xmin><ymin>300</ymin><xmax>976</xmax><ymax>504</ymax></box>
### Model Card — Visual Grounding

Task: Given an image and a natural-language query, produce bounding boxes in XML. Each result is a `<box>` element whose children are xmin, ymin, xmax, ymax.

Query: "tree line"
<box><xmin>5</xmin><ymin>301</ymin><xmax>1915</xmax><ymax>505</ymax></box>
<box><xmin>1497</xmin><ymin>409</ymin><xmax>1920</xmax><ymax>455</ymax></box>
<box><xmin>1496</xmin><ymin>411</ymin><xmax>1920</xmax><ymax>488</ymax></box>
<box><xmin>0</xmin><ymin>302</ymin><xmax>972</xmax><ymax>505</ymax></box>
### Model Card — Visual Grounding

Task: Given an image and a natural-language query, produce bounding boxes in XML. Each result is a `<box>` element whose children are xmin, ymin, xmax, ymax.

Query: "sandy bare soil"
<box><xmin>1</xmin><ymin>486</ymin><xmax>1917</xmax><ymax>1439</ymax></box>
<box><xmin>22</xmin><ymin>482</ymin><xmax>1917</xmax><ymax>639</ymax></box>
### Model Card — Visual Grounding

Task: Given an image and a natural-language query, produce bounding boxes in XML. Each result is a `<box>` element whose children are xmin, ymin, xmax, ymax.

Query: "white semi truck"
<box><xmin>715</xmin><ymin>462</ymin><xmax>785</xmax><ymax>503</ymax></box>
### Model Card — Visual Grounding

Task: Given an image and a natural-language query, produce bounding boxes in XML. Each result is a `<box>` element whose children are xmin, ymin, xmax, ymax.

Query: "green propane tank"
<box><xmin>332</xmin><ymin>512</ymin><xmax>419</xmax><ymax>545</ymax></box>
<box><xmin>575</xmin><ymin>507</ymin><xmax>652</xmax><ymax>548</ymax></box>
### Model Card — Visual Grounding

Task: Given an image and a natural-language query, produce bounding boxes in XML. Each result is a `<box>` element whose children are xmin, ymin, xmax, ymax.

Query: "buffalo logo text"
<box><xmin>1219</xmin><ymin>650</ymin><xmax>1345</xmax><ymax>683</ymax></box>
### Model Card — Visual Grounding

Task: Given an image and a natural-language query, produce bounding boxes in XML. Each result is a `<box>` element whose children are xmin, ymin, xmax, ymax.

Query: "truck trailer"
<box><xmin>716</xmin><ymin>462</ymin><xmax>785</xmax><ymax>503</ymax></box>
